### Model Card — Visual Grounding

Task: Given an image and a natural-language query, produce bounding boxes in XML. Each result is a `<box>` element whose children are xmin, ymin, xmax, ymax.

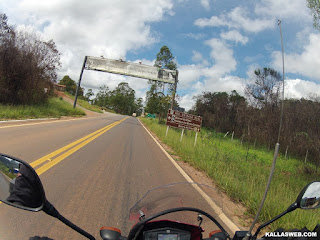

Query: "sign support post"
<box><xmin>74</xmin><ymin>56</ymin><xmax>87</xmax><ymax>108</ymax></box>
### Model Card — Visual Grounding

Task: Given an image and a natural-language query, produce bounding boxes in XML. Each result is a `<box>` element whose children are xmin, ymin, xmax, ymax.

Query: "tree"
<box><xmin>0</xmin><ymin>13</ymin><xmax>14</xmax><ymax>44</ymax></box>
<box><xmin>85</xmin><ymin>89</ymin><xmax>94</xmax><ymax>102</ymax></box>
<box><xmin>59</xmin><ymin>75</ymin><xmax>84</xmax><ymax>96</ymax></box>
<box><xmin>229</xmin><ymin>90</ymin><xmax>246</xmax><ymax>132</ymax></box>
<box><xmin>145</xmin><ymin>82</ymin><xmax>171</xmax><ymax>120</ymax></box>
<box><xmin>154</xmin><ymin>45</ymin><xmax>177</xmax><ymax>94</ymax></box>
<box><xmin>109</xmin><ymin>82</ymin><xmax>137</xmax><ymax>115</ymax></box>
<box><xmin>0</xmin><ymin>13</ymin><xmax>61</xmax><ymax>104</ymax></box>
<box><xmin>92</xmin><ymin>82</ymin><xmax>141</xmax><ymax>115</ymax></box>
<box><xmin>307</xmin><ymin>0</ymin><xmax>320</xmax><ymax>30</ymax></box>
<box><xmin>154</xmin><ymin>45</ymin><xmax>177</xmax><ymax>70</ymax></box>
<box><xmin>93</xmin><ymin>85</ymin><xmax>110</xmax><ymax>108</ymax></box>
<box><xmin>135</xmin><ymin>97</ymin><xmax>144</xmax><ymax>116</ymax></box>
<box><xmin>146</xmin><ymin>45</ymin><xmax>178</xmax><ymax>116</ymax></box>
<box><xmin>245</xmin><ymin>67</ymin><xmax>282</xmax><ymax>107</ymax></box>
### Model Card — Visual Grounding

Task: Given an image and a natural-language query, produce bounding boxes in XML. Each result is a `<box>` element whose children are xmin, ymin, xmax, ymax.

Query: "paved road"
<box><xmin>0</xmin><ymin>113</ymin><xmax>224</xmax><ymax>239</ymax></box>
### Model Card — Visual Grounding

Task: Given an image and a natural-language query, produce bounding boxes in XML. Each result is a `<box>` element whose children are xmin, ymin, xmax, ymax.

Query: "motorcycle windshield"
<box><xmin>129</xmin><ymin>182</ymin><xmax>225</xmax><ymax>232</ymax></box>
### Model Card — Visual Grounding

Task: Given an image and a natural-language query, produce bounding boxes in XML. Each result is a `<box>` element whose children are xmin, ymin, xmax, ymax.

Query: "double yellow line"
<box><xmin>31</xmin><ymin>117</ymin><xmax>128</xmax><ymax>176</ymax></box>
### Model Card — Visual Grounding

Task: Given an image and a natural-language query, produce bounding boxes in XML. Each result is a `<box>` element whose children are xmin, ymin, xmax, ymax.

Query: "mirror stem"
<box><xmin>43</xmin><ymin>200</ymin><xmax>96</xmax><ymax>240</ymax></box>
<box><xmin>252</xmin><ymin>203</ymin><xmax>298</xmax><ymax>239</ymax></box>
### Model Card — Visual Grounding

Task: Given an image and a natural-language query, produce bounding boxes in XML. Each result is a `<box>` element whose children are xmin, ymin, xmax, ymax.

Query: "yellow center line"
<box><xmin>30</xmin><ymin>120</ymin><xmax>120</xmax><ymax>168</ymax></box>
<box><xmin>33</xmin><ymin>117</ymin><xmax>129</xmax><ymax>175</ymax></box>
<box><xmin>0</xmin><ymin>117</ymin><xmax>128</xmax><ymax>206</ymax></box>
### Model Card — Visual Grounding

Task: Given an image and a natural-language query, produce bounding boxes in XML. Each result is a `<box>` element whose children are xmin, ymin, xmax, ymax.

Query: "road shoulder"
<box><xmin>138</xmin><ymin>118</ymin><xmax>258</xmax><ymax>233</ymax></box>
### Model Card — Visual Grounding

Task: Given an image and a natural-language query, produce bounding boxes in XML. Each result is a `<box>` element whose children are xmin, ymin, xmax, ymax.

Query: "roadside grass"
<box><xmin>64</xmin><ymin>93</ymin><xmax>112</xmax><ymax>113</ymax></box>
<box><xmin>0</xmin><ymin>97</ymin><xmax>85</xmax><ymax>120</ymax></box>
<box><xmin>141</xmin><ymin>117</ymin><xmax>319</xmax><ymax>231</ymax></box>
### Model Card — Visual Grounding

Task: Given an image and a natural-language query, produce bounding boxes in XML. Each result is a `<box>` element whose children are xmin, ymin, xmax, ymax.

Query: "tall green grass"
<box><xmin>0</xmin><ymin>97</ymin><xmax>85</xmax><ymax>120</ymax></box>
<box><xmin>63</xmin><ymin>92</ymin><xmax>104</xmax><ymax>113</ymax></box>
<box><xmin>141</xmin><ymin>117</ymin><xmax>319</xmax><ymax>231</ymax></box>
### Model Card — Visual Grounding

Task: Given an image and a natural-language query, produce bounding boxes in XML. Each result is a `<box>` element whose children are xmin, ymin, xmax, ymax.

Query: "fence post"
<box><xmin>305</xmin><ymin>149</ymin><xmax>309</xmax><ymax>164</ymax></box>
<box><xmin>180</xmin><ymin>129</ymin><xmax>184</xmax><ymax>142</ymax></box>
<box><xmin>194</xmin><ymin>131</ymin><xmax>198</xmax><ymax>146</ymax></box>
<box><xmin>285</xmin><ymin>145</ymin><xmax>289</xmax><ymax>160</ymax></box>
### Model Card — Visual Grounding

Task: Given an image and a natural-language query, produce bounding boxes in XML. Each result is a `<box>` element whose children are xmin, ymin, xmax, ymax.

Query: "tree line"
<box><xmin>0</xmin><ymin>13</ymin><xmax>60</xmax><ymax>104</ymax></box>
<box><xmin>190</xmin><ymin>68</ymin><xmax>320</xmax><ymax>166</ymax></box>
<box><xmin>92</xmin><ymin>82</ymin><xmax>143</xmax><ymax>116</ymax></box>
<box><xmin>58</xmin><ymin>75</ymin><xmax>143</xmax><ymax>116</ymax></box>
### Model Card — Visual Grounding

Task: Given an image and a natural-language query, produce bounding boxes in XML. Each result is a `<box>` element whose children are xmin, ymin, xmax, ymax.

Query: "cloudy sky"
<box><xmin>1</xmin><ymin>0</ymin><xmax>320</xmax><ymax>110</ymax></box>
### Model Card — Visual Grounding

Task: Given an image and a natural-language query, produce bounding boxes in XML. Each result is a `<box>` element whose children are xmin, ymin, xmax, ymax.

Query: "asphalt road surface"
<box><xmin>0</xmin><ymin>113</ymin><xmax>225</xmax><ymax>240</ymax></box>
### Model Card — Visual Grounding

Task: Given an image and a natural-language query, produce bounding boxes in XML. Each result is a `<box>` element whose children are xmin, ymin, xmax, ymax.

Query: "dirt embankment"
<box><xmin>55</xmin><ymin>91</ymin><xmax>102</xmax><ymax>117</ymax></box>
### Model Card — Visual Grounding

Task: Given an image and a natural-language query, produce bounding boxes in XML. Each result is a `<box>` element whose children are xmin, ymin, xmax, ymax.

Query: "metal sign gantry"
<box><xmin>73</xmin><ymin>56</ymin><xmax>178</xmax><ymax>109</ymax></box>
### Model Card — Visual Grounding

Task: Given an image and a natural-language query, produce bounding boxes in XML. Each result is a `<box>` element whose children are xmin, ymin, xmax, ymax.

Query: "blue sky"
<box><xmin>1</xmin><ymin>0</ymin><xmax>320</xmax><ymax>110</ymax></box>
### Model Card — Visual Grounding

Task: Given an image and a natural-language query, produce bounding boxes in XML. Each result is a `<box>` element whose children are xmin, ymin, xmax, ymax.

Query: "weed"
<box><xmin>141</xmin><ymin>117</ymin><xmax>319</xmax><ymax>231</ymax></box>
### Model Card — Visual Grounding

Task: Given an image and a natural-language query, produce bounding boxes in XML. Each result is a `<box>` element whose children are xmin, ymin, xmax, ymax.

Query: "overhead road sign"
<box><xmin>74</xmin><ymin>56</ymin><xmax>178</xmax><ymax>109</ymax></box>
<box><xmin>86</xmin><ymin>56</ymin><xmax>176</xmax><ymax>84</ymax></box>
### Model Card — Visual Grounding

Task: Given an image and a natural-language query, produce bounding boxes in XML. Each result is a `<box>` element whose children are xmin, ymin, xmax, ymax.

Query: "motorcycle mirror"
<box><xmin>253</xmin><ymin>181</ymin><xmax>320</xmax><ymax>239</ymax></box>
<box><xmin>0</xmin><ymin>153</ymin><xmax>96</xmax><ymax>239</ymax></box>
<box><xmin>0</xmin><ymin>153</ymin><xmax>45</xmax><ymax>212</ymax></box>
<box><xmin>296</xmin><ymin>181</ymin><xmax>320</xmax><ymax>209</ymax></box>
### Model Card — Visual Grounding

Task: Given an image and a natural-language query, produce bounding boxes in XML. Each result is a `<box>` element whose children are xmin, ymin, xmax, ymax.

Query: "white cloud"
<box><xmin>204</xmin><ymin>38</ymin><xmax>236</xmax><ymax>77</ymax></box>
<box><xmin>254</xmin><ymin>0</ymin><xmax>311</xmax><ymax>23</ymax></box>
<box><xmin>132</xmin><ymin>58</ymin><xmax>155</xmax><ymax>67</ymax></box>
<box><xmin>178</xmin><ymin>75</ymin><xmax>245</xmax><ymax>110</ymax></box>
<box><xmin>204</xmin><ymin>75</ymin><xmax>244</xmax><ymax>94</ymax></box>
<box><xmin>178</xmin><ymin>39</ymin><xmax>239</xmax><ymax>110</ymax></box>
<box><xmin>271</xmin><ymin>33</ymin><xmax>320</xmax><ymax>82</ymax></box>
<box><xmin>178</xmin><ymin>64</ymin><xmax>203</xmax><ymax>89</ymax></box>
<box><xmin>180</xmin><ymin>32</ymin><xmax>206</xmax><ymax>40</ymax></box>
<box><xmin>200</xmin><ymin>0</ymin><xmax>210</xmax><ymax>10</ymax></box>
<box><xmin>194</xmin><ymin>15</ymin><xmax>229</xmax><ymax>28</ymax></box>
<box><xmin>194</xmin><ymin>7</ymin><xmax>274</xmax><ymax>33</ymax></box>
<box><xmin>284</xmin><ymin>79</ymin><xmax>320</xmax><ymax>99</ymax></box>
<box><xmin>243</xmin><ymin>54</ymin><xmax>264</xmax><ymax>64</ymax></box>
<box><xmin>2</xmin><ymin>0</ymin><xmax>174</xmax><ymax>97</ymax></box>
<box><xmin>220</xmin><ymin>30</ymin><xmax>248</xmax><ymax>45</ymax></box>
<box><xmin>191</xmin><ymin>51</ymin><xmax>209</xmax><ymax>66</ymax></box>
<box><xmin>228</xmin><ymin>7</ymin><xmax>274</xmax><ymax>33</ymax></box>
<box><xmin>179</xmin><ymin>94</ymin><xmax>197</xmax><ymax>110</ymax></box>
<box><xmin>191</xmin><ymin>51</ymin><xmax>203</xmax><ymax>62</ymax></box>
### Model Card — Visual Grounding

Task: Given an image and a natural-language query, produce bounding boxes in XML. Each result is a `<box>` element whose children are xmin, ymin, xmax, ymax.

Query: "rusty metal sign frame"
<box><xmin>73</xmin><ymin>56</ymin><xmax>178</xmax><ymax>109</ymax></box>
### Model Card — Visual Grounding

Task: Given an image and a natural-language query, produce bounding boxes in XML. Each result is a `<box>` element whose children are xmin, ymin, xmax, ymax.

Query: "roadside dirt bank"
<box><xmin>54</xmin><ymin>91</ymin><xmax>102</xmax><ymax>118</ymax></box>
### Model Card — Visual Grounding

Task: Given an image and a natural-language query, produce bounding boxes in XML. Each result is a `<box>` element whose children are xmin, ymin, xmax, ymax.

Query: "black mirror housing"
<box><xmin>0</xmin><ymin>153</ymin><xmax>46</xmax><ymax>212</ymax></box>
<box><xmin>296</xmin><ymin>181</ymin><xmax>320</xmax><ymax>209</ymax></box>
